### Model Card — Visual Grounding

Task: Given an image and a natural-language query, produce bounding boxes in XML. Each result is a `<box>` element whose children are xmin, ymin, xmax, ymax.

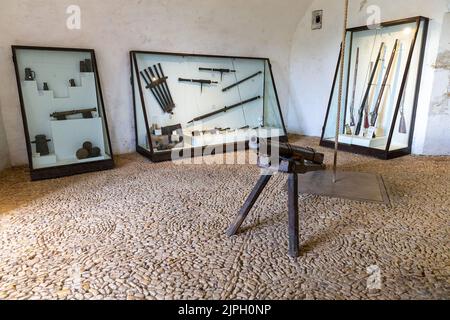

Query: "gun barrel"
<box><xmin>199</xmin><ymin>68</ymin><xmax>236</xmax><ymax>73</ymax></box>
<box><xmin>188</xmin><ymin>96</ymin><xmax>261</xmax><ymax>123</ymax></box>
<box><xmin>222</xmin><ymin>71</ymin><xmax>263</xmax><ymax>92</ymax></box>
<box><xmin>370</xmin><ymin>39</ymin><xmax>399</xmax><ymax>127</ymax></box>
<box><xmin>259</xmin><ymin>140</ymin><xmax>324</xmax><ymax>165</ymax></box>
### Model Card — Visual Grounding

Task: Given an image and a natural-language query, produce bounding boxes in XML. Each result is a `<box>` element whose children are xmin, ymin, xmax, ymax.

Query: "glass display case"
<box><xmin>130</xmin><ymin>51</ymin><xmax>287</xmax><ymax>162</ymax></box>
<box><xmin>12</xmin><ymin>46</ymin><xmax>114</xmax><ymax>180</ymax></box>
<box><xmin>320</xmin><ymin>17</ymin><xmax>429</xmax><ymax>159</ymax></box>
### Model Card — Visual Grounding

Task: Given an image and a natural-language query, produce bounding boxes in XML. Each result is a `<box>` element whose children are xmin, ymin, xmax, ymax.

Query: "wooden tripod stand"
<box><xmin>227</xmin><ymin>156</ymin><xmax>325</xmax><ymax>257</ymax></box>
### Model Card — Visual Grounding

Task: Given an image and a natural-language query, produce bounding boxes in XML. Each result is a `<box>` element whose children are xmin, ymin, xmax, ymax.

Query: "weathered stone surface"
<box><xmin>0</xmin><ymin>137</ymin><xmax>448</xmax><ymax>300</ymax></box>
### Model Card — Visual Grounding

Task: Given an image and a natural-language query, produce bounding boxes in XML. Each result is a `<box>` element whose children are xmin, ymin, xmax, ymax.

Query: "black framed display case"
<box><xmin>320</xmin><ymin>16</ymin><xmax>429</xmax><ymax>159</ymax></box>
<box><xmin>130</xmin><ymin>50</ymin><xmax>288</xmax><ymax>162</ymax></box>
<box><xmin>12</xmin><ymin>46</ymin><xmax>114</xmax><ymax>181</ymax></box>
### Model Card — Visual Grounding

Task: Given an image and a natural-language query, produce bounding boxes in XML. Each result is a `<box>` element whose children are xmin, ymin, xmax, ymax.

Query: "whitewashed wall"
<box><xmin>0</xmin><ymin>100</ymin><xmax>10</xmax><ymax>171</ymax></box>
<box><xmin>0</xmin><ymin>0</ymin><xmax>313</xmax><ymax>166</ymax></box>
<box><xmin>423</xmin><ymin>12</ymin><xmax>450</xmax><ymax>155</ymax></box>
<box><xmin>287</xmin><ymin>0</ymin><xmax>449</xmax><ymax>155</ymax></box>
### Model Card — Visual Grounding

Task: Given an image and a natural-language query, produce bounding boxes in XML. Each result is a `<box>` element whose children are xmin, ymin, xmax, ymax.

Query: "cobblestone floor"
<box><xmin>0</xmin><ymin>137</ymin><xmax>448</xmax><ymax>300</ymax></box>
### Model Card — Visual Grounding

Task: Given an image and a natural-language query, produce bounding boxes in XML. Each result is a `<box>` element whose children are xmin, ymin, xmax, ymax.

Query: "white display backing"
<box><xmin>51</xmin><ymin>118</ymin><xmax>106</xmax><ymax>160</ymax></box>
<box><xmin>183</xmin><ymin>127</ymin><xmax>284</xmax><ymax>148</ymax></box>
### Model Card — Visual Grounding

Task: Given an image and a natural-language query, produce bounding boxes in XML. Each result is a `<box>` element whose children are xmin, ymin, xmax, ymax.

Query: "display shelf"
<box><xmin>333</xmin><ymin>134</ymin><xmax>388</xmax><ymax>148</ymax></box>
<box><xmin>33</xmin><ymin>154</ymin><xmax>110</xmax><ymax>170</ymax></box>
<box><xmin>12</xmin><ymin>46</ymin><xmax>114</xmax><ymax>180</ymax></box>
<box><xmin>32</xmin><ymin>154</ymin><xmax>57</xmax><ymax>168</ymax></box>
<box><xmin>182</xmin><ymin>127</ymin><xmax>284</xmax><ymax>149</ymax></box>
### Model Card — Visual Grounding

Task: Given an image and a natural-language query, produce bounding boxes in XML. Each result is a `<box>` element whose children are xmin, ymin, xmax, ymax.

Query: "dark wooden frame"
<box><xmin>12</xmin><ymin>45</ymin><xmax>115</xmax><ymax>180</ymax></box>
<box><xmin>320</xmin><ymin>16</ymin><xmax>429</xmax><ymax>160</ymax></box>
<box><xmin>130</xmin><ymin>50</ymin><xmax>288</xmax><ymax>162</ymax></box>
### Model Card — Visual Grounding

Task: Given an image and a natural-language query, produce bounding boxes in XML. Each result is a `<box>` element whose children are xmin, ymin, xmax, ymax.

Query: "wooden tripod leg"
<box><xmin>288</xmin><ymin>173</ymin><xmax>299</xmax><ymax>258</ymax></box>
<box><xmin>226</xmin><ymin>175</ymin><xmax>272</xmax><ymax>237</ymax></box>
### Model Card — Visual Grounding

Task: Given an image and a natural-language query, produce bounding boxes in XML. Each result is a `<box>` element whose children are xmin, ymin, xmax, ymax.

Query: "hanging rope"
<box><xmin>333</xmin><ymin>0</ymin><xmax>349</xmax><ymax>183</ymax></box>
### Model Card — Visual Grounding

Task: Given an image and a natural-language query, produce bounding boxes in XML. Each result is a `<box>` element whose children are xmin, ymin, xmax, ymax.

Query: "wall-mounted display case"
<box><xmin>130</xmin><ymin>51</ymin><xmax>287</xmax><ymax>162</ymax></box>
<box><xmin>320</xmin><ymin>16</ymin><xmax>429</xmax><ymax>159</ymax></box>
<box><xmin>12</xmin><ymin>46</ymin><xmax>114</xmax><ymax>180</ymax></box>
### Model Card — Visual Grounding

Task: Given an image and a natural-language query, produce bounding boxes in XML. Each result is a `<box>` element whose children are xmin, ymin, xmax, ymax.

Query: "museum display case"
<box><xmin>320</xmin><ymin>17</ymin><xmax>429</xmax><ymax>159</ymax></box>
<box><xmin>12</xmin><ymin>46</ymin><xmax>114</xmax><ymax>180</ymax></box>
<box><xmin>130</xmin><ymin>51</ymin><xmax>287</xmax><ymax>162</ymax></box>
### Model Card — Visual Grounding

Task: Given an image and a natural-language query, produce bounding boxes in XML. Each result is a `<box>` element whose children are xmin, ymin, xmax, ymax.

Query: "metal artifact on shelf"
<box><xmin>25</xmin><ymin>68</ymin><xmax>36</xmax><ymax>81</ymax></box>
<box><xmin>31</xmin><ymin>135</ymin><xmax>51</xmax><ymax>156</ymax></box>
<box><xmin>50</xmin><ymin>108</ymin><xmax>97</xmax><ymax>121</ymax></box>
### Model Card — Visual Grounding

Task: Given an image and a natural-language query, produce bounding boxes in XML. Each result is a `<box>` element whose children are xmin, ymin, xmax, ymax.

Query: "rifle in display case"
<box><xmin>370</xmin><ymin>39</ymin><xmax>399</xmax><ymax>129</ymax></box>
<box><xmin>348</xmin><ymin>48</ymin><xmax>359</xmax><ymax>128</ymax></box>
<box><xmin>187</xmin><ymin>96</ymin><xmax>261</xmax><ymax>124</ymax></box>
<box><xmin>355</xmin><ymin>43</ymin><xmax>385</xmax><ymax>136</ymax></box>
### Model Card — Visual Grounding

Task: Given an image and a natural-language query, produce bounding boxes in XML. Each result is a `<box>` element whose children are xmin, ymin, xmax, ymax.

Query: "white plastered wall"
<box><xmin>0</xmin><ymin>100</ymin><xmax>10</xmax><ymax>171</ymax></box>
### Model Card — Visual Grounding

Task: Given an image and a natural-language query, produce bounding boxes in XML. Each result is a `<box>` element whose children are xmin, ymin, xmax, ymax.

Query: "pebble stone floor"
<box><xmin>0</xmin><ymin>136</ymin><xmax>449</xmax><ymax>300</ymax></box>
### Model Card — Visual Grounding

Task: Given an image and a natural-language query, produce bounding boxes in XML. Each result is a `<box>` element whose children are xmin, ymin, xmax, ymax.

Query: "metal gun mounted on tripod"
<box><xmin>251</xmin><ymin>139</ymin><xmax>325</xmax><ymax>174</ymax></box>
<box><xmin>257</xmin><ymin>139</ymin><xmax>325</xmax><ymax>165</ymax></box>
